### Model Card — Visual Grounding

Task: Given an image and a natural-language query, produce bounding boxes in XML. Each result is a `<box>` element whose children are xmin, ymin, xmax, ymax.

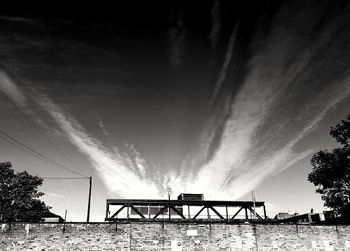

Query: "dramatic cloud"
<box><xmin>1</xmin><ymin>1</ymin><xmax>349</xmax><ymax>205</ymax></box>
<box><xmin>179</xmin><ymin>0</ymin><xmax>350</xmax><ymax>199</ymax></box>
<box><xmin>38</xmin><ymin>95</ymin><xmax>163</xmax><ymax>198</ymax></box>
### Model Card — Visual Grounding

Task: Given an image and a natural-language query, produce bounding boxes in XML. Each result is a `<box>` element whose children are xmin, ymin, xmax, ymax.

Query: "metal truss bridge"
<box><xmin>105</xmin><ymin>199</ymin><xmax>267</xmax><ymax>222</ymax></box>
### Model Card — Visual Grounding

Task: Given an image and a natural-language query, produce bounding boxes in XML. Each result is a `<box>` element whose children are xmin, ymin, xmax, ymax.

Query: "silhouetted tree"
<box><xmin>0</xmin><ymin>161</ymin><xmax>49</xmax><ymax>222</ymax></box>
<box><xmin>308</xmin><ymin>114</ymin><xmax>350</xmax><ymax>217</ymax></box>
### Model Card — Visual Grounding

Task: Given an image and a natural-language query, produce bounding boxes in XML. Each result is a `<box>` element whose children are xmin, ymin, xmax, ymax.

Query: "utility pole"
<box><xmin>167</xmin><ymin>187</ymin><xmax>171</xmax><ymax>222</ymax></box>
<box><xmin>63</xmin><ymin>209</ymin><xmax>67</xmax><ymax>233</ymax></box>
<box><xmin>87</xmin><ymin>176</ymin><xmax>92</xmax><ymax>223</ymax></box>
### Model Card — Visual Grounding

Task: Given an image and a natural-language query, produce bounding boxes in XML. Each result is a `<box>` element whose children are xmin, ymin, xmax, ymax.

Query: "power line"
<box><xmin>42</xmin><ymin>179</ymin><xmax>85</xmax><ymax>196</ymax></box>
<box><xmin>42</xmin><ymin>181</ymin><xmax>82</xmax><ymax>192</ymax></box>
<box><xmin>48</xmin><ymin>181</ymin><xmax>87</xmax><ymax>208</ymax></box>
<box><xmin>43</xmin><ymin>177</ymin><xmax>89</xmax><ymax>180</ymax></box>
<box><xmin>0</xmin><ymin>88</ymin><xmax>88</xmax><ymax>176</ymax></box>
<box><xmin>0</xmin><ymin>130</ymin><xmax>86</xmax><ymax>177</ymax></box>
<box><xmin>41</xmin><ymin>178</ymin><xmax>89</xmax><ymax>192</ymax></box>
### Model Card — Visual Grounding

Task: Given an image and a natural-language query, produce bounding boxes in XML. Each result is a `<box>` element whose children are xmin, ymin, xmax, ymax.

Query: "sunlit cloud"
<box><xmin>209</xmin><ymin>21</ymin><xmax>239</xmax><ymax>109</ymax></box>
<box><xmin>1</xmin><ymin>0</ymin><xmax>349</xmax><ymax>204</ymax></box>
<box><xmin>179</xmin><ymin>1</ymin><xmax>350</xmax><ymax>200</ymax></box>
<box><xmin>38</xmin><ymin>95</ymin><xmax>163</xmax><ymax>199</ymax></box>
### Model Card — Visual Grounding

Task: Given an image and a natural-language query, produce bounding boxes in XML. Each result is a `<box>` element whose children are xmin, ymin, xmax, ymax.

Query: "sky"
<box><xmin>0</xmin><ymin>0</ymin><xmax>350</xmax><ymax>221</ymax></box>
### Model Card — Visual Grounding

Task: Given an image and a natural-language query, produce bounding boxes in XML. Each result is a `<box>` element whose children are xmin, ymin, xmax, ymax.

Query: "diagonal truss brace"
<box><xmin>247</xmin><ymin>207</ymin><xmax>263</xmax><ymax>220</ymax></box>
<box><xmin>110</xmin><ymin>205</ymin><xmax>127</xmax><ymax>219</ymax></box>
<box><xmin>208</xmin><ymin>206</ymin><xmax>225</xmax><ymax>219</ymax></box>
<box><xmin>129</xmin><ymin>205</ymin><xmax>146</xmax><ymax>218</ymax></box>
<box><xmin>231</xmin><ymin>206</ymin><xmax>244</xmax><ymax>219</ymax></box>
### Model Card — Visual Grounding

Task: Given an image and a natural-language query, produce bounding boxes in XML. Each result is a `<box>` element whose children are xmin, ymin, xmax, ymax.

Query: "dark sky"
<box><xmin>0</xmin><ymin>0</ymin><xmax>350</xmax><ymax>220</ymax></box>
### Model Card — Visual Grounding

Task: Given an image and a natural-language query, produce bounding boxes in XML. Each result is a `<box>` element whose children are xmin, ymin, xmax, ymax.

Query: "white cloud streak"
<box><xmin>209</xmin><ymin>21</ymin><xmax>239</xmax><ymax>109</ymax></box>
<box><xmin>178</xmin><ymin>2</ymin><xmax>350</xmax><ymax>200</ymax></box>
<box><xmin>38</xmin><ymin>95</ymin><xmax>163</xmax><ymax>199</ymax></box>
<box><xmin>1</xmin><ymin>1</ymin><xmax>349</xmax><ymax>202</ymax></box>
<box><xmin>183</xmin><ymin>69</ymin><xmax>350</xmax><ymax>200</ymax></box>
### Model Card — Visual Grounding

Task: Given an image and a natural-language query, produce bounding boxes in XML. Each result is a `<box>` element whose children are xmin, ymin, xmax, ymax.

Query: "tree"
<box><xmin>0</xmin><ymin>161</ymin><xmax>50</xmax><ymax>222</ymax></box>
<box><xmin>308</xmin><ymin>114</ymin><xmax>350</xmax><ymax>217</ymax></box>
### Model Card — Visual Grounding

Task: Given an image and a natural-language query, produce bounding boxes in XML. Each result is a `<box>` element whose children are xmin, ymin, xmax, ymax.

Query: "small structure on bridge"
<box><xmin>105</xmin><ymin>193</ymin><xmax>267</xmax><ymax>222</ymax></box>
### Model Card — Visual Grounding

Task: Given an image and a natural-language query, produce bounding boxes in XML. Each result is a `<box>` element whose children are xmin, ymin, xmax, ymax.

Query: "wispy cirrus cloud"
<box><xmin>0</xmin><ymin>69</ymin><xmax>166</xmax><ymax>198</ymax></box>
<box><xmin>38</xmin><ymin>95</ymin><xmax>163</xmax><ymax>198</ymax></box>
<box><xmin>1</xmin><ymin>0</ymin><xmax>350</xmax><ymax>203</ymax></box>
<box><xmin>209</xmin><ymin>20</ymin><xmax>239</xmax><ymax>110</ymax></box>
<box><xmin>178</xmin><ymin>0</ymin><xmax>350</xmax><ymax>199</ymax></box>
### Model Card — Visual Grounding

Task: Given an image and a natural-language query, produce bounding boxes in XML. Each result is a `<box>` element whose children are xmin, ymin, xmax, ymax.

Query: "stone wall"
<box><xmin>1</xmin><ymin>222</ymin><xmax>349</xmax><ymax>250</ymax></box>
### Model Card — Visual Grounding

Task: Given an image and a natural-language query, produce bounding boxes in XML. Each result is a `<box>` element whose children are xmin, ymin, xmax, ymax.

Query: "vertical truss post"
<box><xmin>207</xmin><ymin>207</ymin><xmax>210</xmax><ymax>220</ymax></box>
<box><xmin>226</xmin><ymin>206</ymin><xmax>229</xmax><ymax>221</ymax></box>
<box><xmin>263</xmin><ymin>205</ymin><xmax>267</xmax><ymax>219</ymax></box>
<box><xmin>245</xmin><ymin>207</ymin><xmax>248</xmax><ymax>220</ymax></box>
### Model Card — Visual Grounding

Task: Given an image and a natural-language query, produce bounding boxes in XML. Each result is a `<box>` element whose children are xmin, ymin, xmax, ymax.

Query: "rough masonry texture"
<box><xmin>1</xmin><ymin>222</ymin><xmax>350</xmax><ymax>250</ymax></box>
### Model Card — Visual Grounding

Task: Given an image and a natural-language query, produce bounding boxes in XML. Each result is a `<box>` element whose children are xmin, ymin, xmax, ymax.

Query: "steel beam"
<box><xmin>106</xmin><ymin>199</ymin><xmax>265</xmax><ymax>207</ymax></box>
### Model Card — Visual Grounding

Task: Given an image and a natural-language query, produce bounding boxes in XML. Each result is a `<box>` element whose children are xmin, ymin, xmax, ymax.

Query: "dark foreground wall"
<box><xmin>1</xmin><ymin>222</ymin><xmax>349</xmax><ymax>250</ymax></box>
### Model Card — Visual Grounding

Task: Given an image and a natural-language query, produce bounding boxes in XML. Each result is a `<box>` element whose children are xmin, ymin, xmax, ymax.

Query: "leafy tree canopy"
<box><xmin>0</xmin><ymin>161</ymin><xmax>50</xmax><ymax>222</ymax></box>
<box><xmin>308</xmin><ymin>114</ymin><xmax>350</xmax><ymax>217</ymax></box>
